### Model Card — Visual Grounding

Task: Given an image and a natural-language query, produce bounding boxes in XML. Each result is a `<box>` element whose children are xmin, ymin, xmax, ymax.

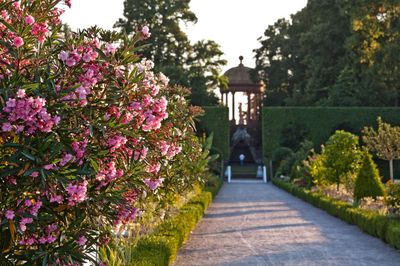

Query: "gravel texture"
<box><xmin>174</xmin><ymin>182</ymin><xmax>400</xmax><ymax>266</ymax></box>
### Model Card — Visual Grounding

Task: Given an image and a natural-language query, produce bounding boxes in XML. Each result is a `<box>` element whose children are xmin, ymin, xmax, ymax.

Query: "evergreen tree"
<box><xmin>354</xmin><ymin>150</ymin><xmax>385</xmax><ymax>203</ymax></box>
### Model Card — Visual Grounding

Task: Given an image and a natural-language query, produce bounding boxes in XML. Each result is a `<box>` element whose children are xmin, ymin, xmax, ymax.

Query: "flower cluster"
<box><xmin>0</xmin><ymin>1</ymin><xmax>205</xmax><ymax>264</ymax></box>
<box><xmin>1</xmin><ymin>90</ymin><xmax>60</xmax><ymax>135</ymax></box>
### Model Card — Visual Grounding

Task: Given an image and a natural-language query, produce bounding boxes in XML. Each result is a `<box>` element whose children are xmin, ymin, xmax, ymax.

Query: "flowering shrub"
<box><xmin>0</xmin><ymin>0</ymin><xmax>205</xmax><ymax>264</ymax></box>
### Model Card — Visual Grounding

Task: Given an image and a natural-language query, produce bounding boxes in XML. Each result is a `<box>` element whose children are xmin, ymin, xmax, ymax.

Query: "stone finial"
<box><xmin>239</xmin><ymin>56</ymin><xmax>244</xmax><ymax>66</ymax></box>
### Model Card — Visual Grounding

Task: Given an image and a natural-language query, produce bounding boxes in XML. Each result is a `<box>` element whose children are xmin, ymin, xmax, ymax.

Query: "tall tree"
<box><xmin>254</xmin><ymin>0</ymin><xmax>398</xmax><ymax>107</ymax></box>
<box><xmin>349</xmin><ymin>0</ymin><xmax>400</xmax><ymax>106</ymax></box>
<box><xmin>115</xmin><ymin>0</ymin><xmax>227</xmax><ymax>106</ymax></box>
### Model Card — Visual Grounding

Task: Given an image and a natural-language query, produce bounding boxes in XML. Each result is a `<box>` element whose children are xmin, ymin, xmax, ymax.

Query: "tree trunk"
<box><xmin>390</xmin><ymin>159</ymin><xmax>394</xmax><ymax>182</ymax></box>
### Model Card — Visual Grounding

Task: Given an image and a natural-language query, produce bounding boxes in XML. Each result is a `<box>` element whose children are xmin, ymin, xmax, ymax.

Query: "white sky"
<box><xmin>62</xmin><ymin>0</ymin><xmax>307</xmax><ymax>71</ymax></box>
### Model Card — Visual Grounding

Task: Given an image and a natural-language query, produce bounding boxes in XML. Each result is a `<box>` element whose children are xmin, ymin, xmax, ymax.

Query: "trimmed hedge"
<box><xmin>197</xmin><ymin>107</ymin><xmax>230</xmax><ymax>160</ymax></box>
<box><xmin>262</xmin><ymin>107</ymin><xmax>400</xmax><ymax>179</ymax></box>
<box><xmin>129</xmin><ymin>177</ymin><xmax>223</xmax><ymax>265</ymax></box>
<box><xmin>272</xmin><ymin>178</ymin><xmax>400</xmax><ymax>249</ymax></box>
<box><xmin>262</xmin><ymin>107</ymin><xmax>400</xmax><ymax>157</ymax></box>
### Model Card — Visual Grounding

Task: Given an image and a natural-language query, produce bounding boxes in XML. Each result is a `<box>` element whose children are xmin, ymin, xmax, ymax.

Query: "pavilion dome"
<box><xmin>224</xmin><ymin>56</ymin><xmax>259</xmax><ymax>86</ymax></box>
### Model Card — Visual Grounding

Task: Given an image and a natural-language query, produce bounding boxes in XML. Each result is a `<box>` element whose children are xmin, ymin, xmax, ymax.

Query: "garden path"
<box><xmin>174</xmin><ymin>182</ymin><xmax>400</xmax><ymax>266</ymax></box>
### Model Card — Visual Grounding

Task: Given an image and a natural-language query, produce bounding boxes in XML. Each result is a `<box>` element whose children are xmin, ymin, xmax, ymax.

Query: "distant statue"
<box><xmin>238</xmin><ymin>103</ymin><xmax>245</xmax><ymax>125</ymax></box>
<box><xmin>232</xmin><ymin>127</ymin><xmax>252</xmax><ymax>146</ymax></box>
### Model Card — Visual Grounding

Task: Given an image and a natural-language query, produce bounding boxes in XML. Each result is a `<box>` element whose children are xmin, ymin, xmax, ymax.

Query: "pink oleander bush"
<box><xmin>0</xmin><ymin>1</ymin><xmax>206</xmax><ymax>264</ymax></box>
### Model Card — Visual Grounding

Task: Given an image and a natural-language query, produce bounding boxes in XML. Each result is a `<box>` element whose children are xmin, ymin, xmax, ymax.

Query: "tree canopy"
<box><xmin>116</xmin><ymin>0</ymin><xmax>227</xmax><ymax>106</ymax></box>
<box><xmin>254</xmin><ymin>0</ymin><xmax>400</xmax><ymax>106</ymax></box>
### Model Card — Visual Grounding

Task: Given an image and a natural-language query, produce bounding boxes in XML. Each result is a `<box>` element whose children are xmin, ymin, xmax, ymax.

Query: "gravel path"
<box><xmin>174</xmin><ymin>182</ymin><xmax>400</xmax><ymax>266</ymax></box>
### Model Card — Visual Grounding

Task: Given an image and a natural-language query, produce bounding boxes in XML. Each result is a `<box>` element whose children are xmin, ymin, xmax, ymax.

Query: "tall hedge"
<box><xmin>262</xmin><ymin>107</ymin><xmax>400</xmax><ymax>157</ymax></box>
<box><xmin>262</xmin><ymin>107</ymin><xmax>400</xmax><ymax>179</ymax></box>
<box><xmin>197</xmin><ymin>107</ymin><xmax>230</xmax><ymax>160</ymax></box>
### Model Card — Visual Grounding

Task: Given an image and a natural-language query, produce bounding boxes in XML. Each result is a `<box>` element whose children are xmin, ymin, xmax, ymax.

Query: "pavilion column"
<box><xmin>247</xmin><ymin>92</ymin><xmax>251</xmax><ymax>124</ymax></box>
<box><xmin>225</xmin><ymin>93</ymin><xmax>228</xmax><ymax>107</ymax></box>
<box><xmin>220</xmin><ymin>92</ymin><xmax>224</xmax><ymax>105</ymax></box>
<box><xmin>253</xmin><ymin>93</ymin><xmax>257</xmax><ymax>120</ymax></box>
<box><xmin>232</xmin><ymin>92</ymin><xmax>236</xmax><ymax>122</ymax></box>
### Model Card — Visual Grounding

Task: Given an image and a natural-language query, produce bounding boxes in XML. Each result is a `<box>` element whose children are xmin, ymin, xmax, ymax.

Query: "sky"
<box><xmin>62</xmin><ymin>0</ymin><xmax>308</xmax><ymax>72</ymax></box>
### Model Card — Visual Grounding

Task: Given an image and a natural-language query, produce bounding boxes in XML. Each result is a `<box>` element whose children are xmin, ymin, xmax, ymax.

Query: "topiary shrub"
<box><xmin>354</xmin><ymin>150</ymin><xmax>385</xmax><ymax>203</ymax></box>
<box><xmin>324</xmin><ymin>130</ymin><xmax>361</xmax><ymax>190</ymax></box>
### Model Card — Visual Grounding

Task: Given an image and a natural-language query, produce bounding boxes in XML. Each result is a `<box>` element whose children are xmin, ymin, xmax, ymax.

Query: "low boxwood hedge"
<box><xmin>272</xmin><ymin>178</ymin><xmax>400</xmax><ymax>249</ymax></box>
<box><xmin>129</xmin><ymin>177</ymin><xmax>223</xmax><ymax>265</ymax></box>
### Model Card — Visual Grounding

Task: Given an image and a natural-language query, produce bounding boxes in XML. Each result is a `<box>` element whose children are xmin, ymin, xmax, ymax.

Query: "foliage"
<box><xmin>196</xmin><ymin>107</ymin><xmax>230</xmax><ymax>160</ymax></box>
<box><xmin>323</xmin><ymin>131</ymin><xmax>361</xmax><ymax>190</ymax></box>
<box><xmin>289</xmin><ymin>140</ymin><xmax>314</xmax><ymax>186</ymax></box>
<box><xmin>100</xmin><ymin>182</ymin><xmax>221</xmax><ymax>266</ymax></box>
<box><xmin>272</xmin><ymin>178</ymin><xmax>400</xmax><ymax>250</ymax></box>
<box><xmin>280</xmin><ymin>122</ymin><xmax>309</xmax><ymax>151</ymax></box>
<box><xmin>385</xmin><ymin>181</ymin><xmax>400</xmax><ymax>215</ymax></box>
<box><xmin>0</xmin><ymin>1</ymin><xmax>208</xmax><ymax>264</ymax></box>
<box><xmin>354</xmin><ymin>150</ymin><xmax>385</xmax><ymax>203</ymax></box>
<box><xmin>307</xmin><ymin>147</ymin><xmax>329</xmax><ymax>187</ymax></box>
<box><xmin>271</xmin><ymin>147</ymin><xmax>293</xmax><ymax>172</ymax></box>
<box><xmin>350</xmin><ymin>0</ymin><xmax>400</xmax><ymax>106</ymax></box>
<box><xmin>254</xmin><ymin>0</ymin><xmax>399</xmax><ymax>107</ymax></box>
<box><xmin>115</xmin><ymin>0</ymin><xmax>227</xmax><ymax>106</ymax></box>
<box><xmin>262</xmin><ymin>107</ymin><xmax>400</xmax><ymax>181</ymax></box>
<box><xmin>363</xmin><ymin>117</ymin><xmax>400</xmax><ymax>182</ymax></box>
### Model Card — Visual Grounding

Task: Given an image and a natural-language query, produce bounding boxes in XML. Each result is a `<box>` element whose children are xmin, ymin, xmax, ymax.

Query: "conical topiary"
<box><xmin>354</xmin><ymin>150</ymin><xmax>385</xmax><ymax>203</ymax></box>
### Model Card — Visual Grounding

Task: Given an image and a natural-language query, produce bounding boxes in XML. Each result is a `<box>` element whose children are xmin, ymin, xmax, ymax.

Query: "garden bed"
<box><xmin>272</xmin><ymin>178</ymin><xmax>400</xmax><ymax>250</ymax></box>
<box><xmin>100</xmin><ymin>176</ymin><xmax>223</xmax><ymax>265</ymax></box>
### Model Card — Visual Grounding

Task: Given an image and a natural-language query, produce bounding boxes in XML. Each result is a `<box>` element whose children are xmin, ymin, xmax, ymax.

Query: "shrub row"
<box><xmin>128</xmin><ymin>178</ymin><xmax>223</xmax><ymax>265</ymax></box>
<box><xmin>272</xmin><ymin>178</ymin><xmax>400</xmax><ymax>249</ymax></box>
<box><xmin>197</xmin><ymin>107</ymin><xmax>230</xmax><ymax>160</ymax></box>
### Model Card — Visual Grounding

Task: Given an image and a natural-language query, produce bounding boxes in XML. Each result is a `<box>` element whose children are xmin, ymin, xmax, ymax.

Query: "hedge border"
<box><xmin>129</xmin><ymin>177</ymin><xmax>223</xmax><ymax>265</ymax></box>
<box><xmin>197</xmin><ymin>106</ymin><xmax>230</xmax><ymax>160</ymax></box>
<box><xmin>272</xmin><ymin>178</ymin><xmax>400</xmax><ymax>250</ymax></box>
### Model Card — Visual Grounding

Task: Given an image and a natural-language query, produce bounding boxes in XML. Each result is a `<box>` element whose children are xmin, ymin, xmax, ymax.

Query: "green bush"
<box><xmin>354</xmin><ymin>150</ymin><xmax>385</xmax><ymax>203</ymax></box>
<box><xmin>271</xmin><ymin>147</ymin><xmax>293</xmax><ymax>171</ymax></box>
<box><xmin>272</xmin><ymin>178</ymin><xmax>400</xmax><ymax>250</ymax></box>
<box><xmin>100</xmin><ymin>180</ymin><xmax>221</xmax><ymax>266</ymax></box>
<box><xmin>385</xmin><ymin>181</ymin><xmax>400</xmax><ymax>214</ymax></box>
<box><xmin>197</xmin><ymin>107</ymin><xmax>230</xmax><ymax>160</ymax></box>
<box><xmin>323</xmin><ymin>130</ymin><xmax>361</xmax><ymax>190</ymax></box>
<box><xmin>262</xmin><ymin>107</ymin><xmax>400</xmax><ymax>180</ymax></box>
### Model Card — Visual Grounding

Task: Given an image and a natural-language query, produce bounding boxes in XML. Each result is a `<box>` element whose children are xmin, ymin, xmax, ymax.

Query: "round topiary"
<box><xmin>354</xmin><ymin>150</ymin><xmax>385</xmax><ymax>203</ymax></box>
<box><xmin>272</xmin><ymin>147</ymin><xmax>293</xmax><ymax>163</ymax></box>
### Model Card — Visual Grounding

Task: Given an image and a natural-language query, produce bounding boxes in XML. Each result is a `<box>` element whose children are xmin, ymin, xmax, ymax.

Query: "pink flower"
<box><xmin>146</xmin><ymin>163</ymin><xmax>161</xmax><ymax>173</ymax></box>
<box><xmin>58</xmin><ymin>51</ymin><xmax>69</xmax><ymax>61</ymax></box>
<box><xmin>66</xmin><ymin>57</ymin><xmax>76</xmax><ymax>67</ymax></box>
<box><xmin>30</xmin><ymin>171</ymin><xmax>39</xmax><ymax>177</ymax></box>
<box><xmin>44</xmin><ymin>164</ymin><xmax>55</xmax><ymax>170</ymax></box>
<box><xmin>60</xmin><ymin>153</ymin><xmax>73</xmax><ymax>166</ymax></box>
<box><xmin>13</xmin><ymin>36</ymin><xmax>24</xmax><ymax>48</ymax></box>
<box><xmin>17</xmin><ymin>89</ymin><xmax>26</xmax><ymax>98</ymax></box>
<box><xmin>25</xmin><ymin>15</ymin><xmax>35</xmax><ymax>25</ymax></box>
<box><xmin>2</xmin><ymin>122</ymin><xmax>12</xmax><ymax>132</ymax></box>
<box><xmin>30</xmin><ymin>200</ymin><xmax>42</xmax><ymax>216</ymax></box>
<box><xmin>66</xmin><ymin>180</ymin><xmax>88</xmax><ymax>206</ymax></box>
<box><xmin>5</xmin><ymin>210</ymin><xmax>14</xmax><ymax>220</ymax></box>
<box><xmin>105</xmin><ymin>43</ymin><xmax>116</xmax><ymax>55</ymax></box>
<box><xmin>50</xmin><ymin>194</ymin><xmax>63</xmax><ymax>204</ymax></box>
<box><xmin>144</xmin><ymin>178</ymin><xmax>164</xmax><ymax>191</ymax></box>
<box><xmin>76</xmin><ymin>235</ymin><xmax>87</xmax><ymax>246</ymax></box>
<box><xmin>141</xmin><ymin>26</ymin><xmax>151</xmax><ymax>39</ymax></box>
<box><xmin>26</xmin><ymin>237</ymin><xmax>36</xmax><ymax>246</ymax></box>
